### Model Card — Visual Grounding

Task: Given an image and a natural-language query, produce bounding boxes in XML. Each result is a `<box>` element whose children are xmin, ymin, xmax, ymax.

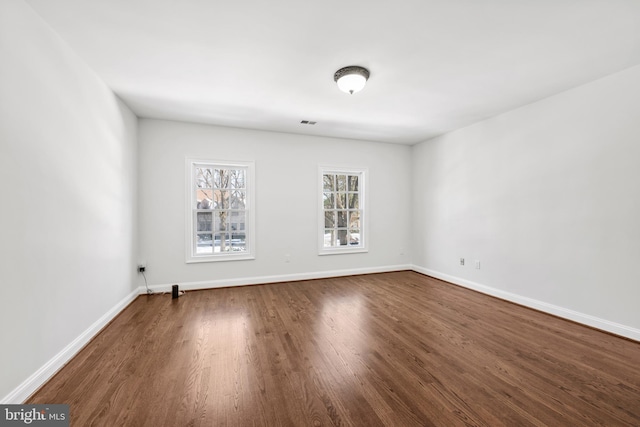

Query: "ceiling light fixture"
<box><xmin>334</xmin><ymin>66</ymin><xmax>370</xmax><ymax>95</ymax></box>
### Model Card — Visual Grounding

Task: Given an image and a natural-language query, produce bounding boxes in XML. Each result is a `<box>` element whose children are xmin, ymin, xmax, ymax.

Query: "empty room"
<box><xmin>1</xmin><ymin>0</ymin><xmax>639</xmax><ymax>425</ymax></box>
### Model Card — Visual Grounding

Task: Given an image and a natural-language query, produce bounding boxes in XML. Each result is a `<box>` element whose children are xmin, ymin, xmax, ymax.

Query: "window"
<box><xmin>319</xmin><ymin>167</ymin><xmax>367</xmax><ymax>255</ymax></box>
<box><xmin>186</xmin><ymin>159</ymin><xmax>255</xmax><ymax>263</ymax></box>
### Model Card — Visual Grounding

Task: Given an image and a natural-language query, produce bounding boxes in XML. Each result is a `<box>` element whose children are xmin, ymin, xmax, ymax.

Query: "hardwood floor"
<box><xmin>28</xmin><ymin>271</ymin><xmax>640</xmax><ymax>426</ymax></box>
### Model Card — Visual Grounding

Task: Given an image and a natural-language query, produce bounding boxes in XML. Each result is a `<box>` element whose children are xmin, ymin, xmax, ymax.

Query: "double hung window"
<box><xmin>319</xmin><ymin>167</ymin><xmax>367</xmax><ymax>255</ymax></box>
<box><xmin>186</xmin><ymin>159</ymin><xmax>255</xmax><ymax>263</ymax></box>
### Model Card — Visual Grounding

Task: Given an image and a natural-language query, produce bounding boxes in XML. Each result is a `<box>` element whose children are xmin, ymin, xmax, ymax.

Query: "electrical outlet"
<box><xmin>284</xmin><ymin>254</ymin><xmax>291</xmax><ymax>263</ymax></box>
<box><xmin>460</xmin><ymin>258</ymin><xmax>465</xmax><ymax>266</ymax></box>
<box><xmin>137</xmin><ymin>265</ymin><xmax>146</xmax><ymax>273</ymax></box>
<box><xmin>475</xmin><ymin>260</ymin><xmax>481</xmax><ymax>269</ymax></box>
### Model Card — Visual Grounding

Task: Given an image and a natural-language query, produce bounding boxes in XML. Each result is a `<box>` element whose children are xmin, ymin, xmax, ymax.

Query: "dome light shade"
<box><xmin>334</xmin><ymin>66</ymin><xmax>370</xmax><ymax>95</ymax></box>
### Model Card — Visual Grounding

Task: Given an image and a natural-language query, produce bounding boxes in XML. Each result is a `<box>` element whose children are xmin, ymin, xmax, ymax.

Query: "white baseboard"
<box><xmin>144</xmin><ymin>264</ymin><xmax>413</xmax><ymax>293</ymax></box>
<box><xmin>412</xmin><ymin>265</ymin><xmax>640</xmax><ymax>342</ymax></box>
<box><xmin>1</xmin><ymin>287</ymin><xmax>140</xmax><ymax>404</ymax></box>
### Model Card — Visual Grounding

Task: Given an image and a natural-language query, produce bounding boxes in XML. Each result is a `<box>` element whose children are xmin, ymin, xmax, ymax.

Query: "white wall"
<box><xmin>0</xmin><ymin>0</ymin><xmax>138</xmax><ymax>401</ymax></box>
<box><xmin>412</xmin><ymin>65</ymin><xmax>640</xmax><ymax>337</ymax></box>
<box><xmin>138</xmin><ymin>119</ymin><xmax>412</xmax><ymax>287</ymax></box>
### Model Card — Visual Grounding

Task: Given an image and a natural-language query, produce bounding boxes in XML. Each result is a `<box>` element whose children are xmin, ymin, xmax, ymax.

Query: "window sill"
<box><xmin>318</xmin><ymin>247</ymin><xmax>368</xmax><ymax>256</ymax></box>
<box><xmin>186</xmin><ymin>254</ymin><xmax>255</xmax><ymax>263</ymax></box>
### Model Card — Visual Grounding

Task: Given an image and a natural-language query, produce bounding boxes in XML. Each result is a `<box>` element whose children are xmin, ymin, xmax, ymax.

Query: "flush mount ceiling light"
<box><xmin>334</xmin><ymin>66</ymin><xmax>370</xmax><ymax>95</ymax></box>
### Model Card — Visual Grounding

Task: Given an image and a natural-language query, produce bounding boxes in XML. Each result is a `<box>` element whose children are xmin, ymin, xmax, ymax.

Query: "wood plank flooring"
<box><xmin>28</xmin><ymin>271</ymin><xmax>640</xmax><ymax>426</ymax></box>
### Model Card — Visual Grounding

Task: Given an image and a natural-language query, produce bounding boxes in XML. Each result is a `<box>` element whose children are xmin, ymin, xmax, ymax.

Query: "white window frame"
<box><xmin>185</xmin><ymin>158</ymin><xmax>255</xmax><ymax>263</ymax></box>
<box><xmin>318</xmin><ymin>166</ymin><xmax>368</xmax><ymax>255</ymax></box>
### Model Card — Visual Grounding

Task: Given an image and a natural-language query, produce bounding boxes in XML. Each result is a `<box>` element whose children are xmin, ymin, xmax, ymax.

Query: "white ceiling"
<box><xmin>25</xmin><ymin>0</ymin><xmax>640</xmax><ymax>145</ymax></box>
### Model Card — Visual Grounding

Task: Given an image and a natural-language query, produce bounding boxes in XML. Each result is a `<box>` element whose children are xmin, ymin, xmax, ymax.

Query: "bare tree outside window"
<box><xmin>321</xmin><ymin>169</ymin><xmax>364</xmax><ymax>252</ymax></box>
<box><xmin>192</xmin><ymin>164</ymin><xmax>248</xmax><ymax>257</ymax></box>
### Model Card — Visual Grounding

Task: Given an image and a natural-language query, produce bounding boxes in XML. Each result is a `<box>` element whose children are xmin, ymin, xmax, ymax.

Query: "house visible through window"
<box><xmin>320</xmin><ymin>167</ymin><xmax>367</xmax><ymax>255</ymax></box>
<box><xmin>186</xmin><ymin>159</ymin><xmax>254</xmax><ymax>263</ymax></box>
